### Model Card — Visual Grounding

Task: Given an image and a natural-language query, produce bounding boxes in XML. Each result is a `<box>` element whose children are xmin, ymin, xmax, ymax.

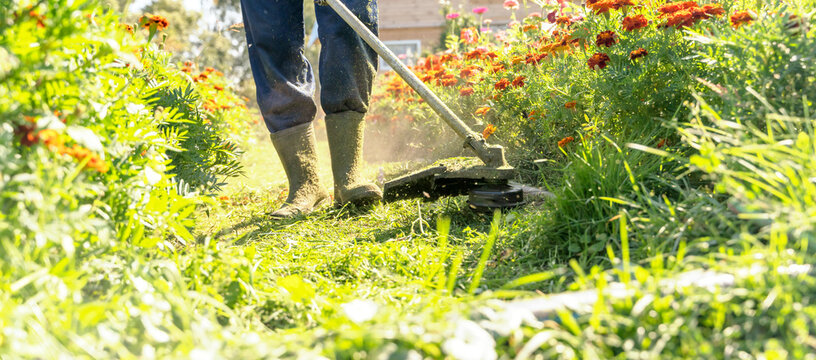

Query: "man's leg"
<box><xmin>315</xmin><ymin>0</ymin><xmax>382</xmax><ymax>205</ymax></box>
<box><xmin>241</xmin><ymin>0</ymin><xmax>328</xmax><ymax>218</ymax></box>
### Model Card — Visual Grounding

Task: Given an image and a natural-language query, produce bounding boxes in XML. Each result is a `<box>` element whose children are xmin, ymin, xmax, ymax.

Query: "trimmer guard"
<box><xmin>383</xmin><ymin>157</ymin><xmax>516</xmax><ymax>202</ymax></box>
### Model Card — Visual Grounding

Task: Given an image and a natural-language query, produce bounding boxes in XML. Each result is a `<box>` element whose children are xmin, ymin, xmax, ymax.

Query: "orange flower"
<box><xmin>482</xmin><ymin>124</ymin><xmax>497</xmax><ymax>140</ymax></box>
<box><xmin>491</xmin><ymin>64</ymin><xmax>506</xmax><ymax>73</ymax></box>
<box><xmin>564</xmin><ymin>101</ymin><xmax>577</xmax><ymax>109</ymax></box>
<box><xmin>460</xmin><ymin>87</ymin><xmax>475</xmax><ymax>97</ymax></box>
<box><xmin>658</xmin><ymin>1</ymin><xmax>697</xmax><ymax>15</ymax></box>
<box><xmin>512</xmin><ymin>76</ymin><xmax>526</xmax><ymax>87</ymax></box>
<box><xmin>702</xmin><ymin>3</ymin><xmax>725</xmax><ymax>16</ymax></box>
<box><xmin>494</xmin><ymin>78</ymin><xmax>511</xmax><ymax>90</ymax></box>
<box><xmin>204</xmin><ymin>67</ymin><xmax>215</xmax><ymax>73</ymax></box>
<box><xmin>589</xmin><ymin>0</ymin><xmax>617</xmax><ymax>14</ymax></box>
<box><xmin>440</xmin><ymin>74</ymin><xmax>458</xmax><ymax>87</ymax></box>
<box><xmin>59</xmin><ymin>144</ymin><xmax>108</xmax><ymax>173</ymax></box>
<box><xmin>525</xmin><ymin>53</ymin><xmax>547</xmax><ymax>65</ymax></box>
<box><xmin>629</xmin><ymin>47</ymin><xmax>648</xmax><ymax>60</ymax></box>
<box><xmin>440</xmin><ymin>53</ymin><xmax>460</xmax><ymax>63</ymax></box>
<box><xmin>730</xmin><ymin>10</ymin><xmax>754</xmax><ymax>28</ymax></box>
<box><xmin>622</xmin><ymin>14</ymin><xmax>648</xmax><ymax>31</ymax></box>
<box><xmin>475</xmin><ymin>106</ymin><xmax>491</xmax><ymax>116</ymax></box>
<box><xmin>587</xmin><ymin>0</ymin><xmax>633</xmax><ymax>14</ymax></box>
<box><xmin>120</xmin><ymin>23</ymin><xmax>134</xmax><ymax>34</ymax></box>
<box><xmin>139</xmin><ymin>14</ymin><xmax>168</xmax><ymax>31</ymax></box>
<box><xmin>459</xmin><ymin>65</ymin><xmax>482</xmax><ymax>78</ymax></box>
<box><xmin>558</xmin><ymin>136</ymin><xmax>575</xmax><ymax>147</ymax></box>
<box><xmin>465</xmin><ymin>48</ymin><xmax>486</xmax><ymax>60</ymax></box>
<box><xmin>523</xmin><ymin>24</ymin><xmax>538</xmax><ymax>32</ymax></box>
<box><xmin>214</xmin><ymin>85</ymin><xmax>224</xmax><ymax>91</ymax></box>
<box><xmin>657</xmin><ymin>138</ymin><xmax>667</xmax><ymax>148</ymax></box>
<box><xmin>595</xmin><ymin>31</ymin><xmax>618</xmax><ymax>48</ymax></box>
<box><xmin>37</xmin><ymin>129</ymin><xmax>62</xmax><ymax>149</ymax></box>
<box><xmin>663</xmin><ymin>9</ymin><xmax>694</xmax><ymax>28</ymax></box>
<box><xmin>556</xmin><ymin>16</ymin><xmax>572</xmax><ymax>26</ymax></box>
<box><xmin>587</xmin><ymin>52</ymin><xmax>611</xmax><ymax>70</ymax></box>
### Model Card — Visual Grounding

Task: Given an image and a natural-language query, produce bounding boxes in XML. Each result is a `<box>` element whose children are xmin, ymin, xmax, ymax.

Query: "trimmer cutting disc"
<box><xmin>383</xmin><ymin>157</ymin><xmax>517</xmax><ymax>203</ymax></box>
<box><xmin>467</xmin><ymin>184</ymin><xmax>526</xmax><ymax>212</ymax></box>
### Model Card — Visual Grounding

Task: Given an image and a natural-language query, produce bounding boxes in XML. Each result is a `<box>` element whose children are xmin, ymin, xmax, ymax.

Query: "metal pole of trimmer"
<box><xmin>323</xmin><ymin>0</ymin><xmax>509</xmax><ymax>168</ymax></box>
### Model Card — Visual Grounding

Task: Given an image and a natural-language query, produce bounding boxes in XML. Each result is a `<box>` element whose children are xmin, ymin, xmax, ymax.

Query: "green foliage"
<box><xmin>3</xmin><ymin>0</ymin><xmax>816</xmax><ymax>357</ymax></box>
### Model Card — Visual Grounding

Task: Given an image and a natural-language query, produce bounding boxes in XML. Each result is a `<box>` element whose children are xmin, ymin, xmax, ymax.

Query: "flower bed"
<box><xmin>367</xmin><ymin>0</ymin><xmax>766</xmax><ymax>170</ymax></box>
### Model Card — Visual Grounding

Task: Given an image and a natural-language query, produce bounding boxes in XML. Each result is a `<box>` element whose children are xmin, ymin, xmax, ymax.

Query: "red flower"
<box><xmin>587</xmin><ymin>53</ymin><xmax>611</xmax><ymax>70</ymax></box>
<box><xmin>512</xmin><ymin>76</ymin><xmax>526</xmax><ymax>87</ymax></box>
<box><xmin>494</xmin><ymin>78</ymin><xmax>511</xmax><ymax>90</ymax></box>
<box><xmin>730</xmin><ymin>10</ymin><xmax>754</xmax><ymax>28</ymax></box>
<box><xmin>629</xmin><ymin>47</ymin><xmax>648</xmax><ymax>60</ymax></box>
<box><xmin>564</xmin><ymin>101</ymin><xmax>577</xmax><ymax>109</ymax></box>
<box><xmin>622</xmin><ymin>14</ymin><xmax>648</xmax><ymax>31</ymax></box>
<box><xmin>595</xmin><ymin>31</ymin><xmax>618</xmax><ymax>47</ymax></box>
<box><xmin>460</xmin><ymin>87</ymin><xmax>475</xmax><ymax>97</ymax></box>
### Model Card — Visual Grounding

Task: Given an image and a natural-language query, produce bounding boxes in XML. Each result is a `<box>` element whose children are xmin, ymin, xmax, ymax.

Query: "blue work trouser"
<box><xmin>240</xmin><ymin>0</ymin><xmax>379</xmax><ymax>134</ymax></box>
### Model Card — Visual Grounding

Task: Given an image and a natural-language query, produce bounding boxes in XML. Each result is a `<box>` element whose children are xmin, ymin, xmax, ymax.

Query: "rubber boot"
<box><xmin>325</xmin><ymin>111</ymin><xmax>383</xmax><ymax>206</ymax></box>
<box><xmin>269</xmin><ymin>122</ymin><xmax>330</xmax><ymax>218</ymax></box>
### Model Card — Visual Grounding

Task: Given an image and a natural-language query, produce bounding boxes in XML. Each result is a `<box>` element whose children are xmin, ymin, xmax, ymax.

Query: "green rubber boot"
<box><xmin>269</xmin><ymin>122</ymin><xmax>330</xmax><ymax>218</ymax></box>
<box><xmin>325</xmin><ymin>111</ymin><xmax>383</xmax><ymax>206</ymax></box>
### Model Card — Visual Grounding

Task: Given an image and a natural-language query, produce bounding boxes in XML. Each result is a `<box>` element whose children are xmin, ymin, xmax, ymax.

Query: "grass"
<box><xmin>4</xmin><ymin>0</ymin><xmax>816</xmax><ymax>357</ymax></box>
<box><xmin>195</xmin><ymin>129</ymin><xmax>567</xmax><ymax>329</ymax></box>
<box><xmin>193</xmin><ymin>121</ymin><xmax>816</xmax><ymax>358</ymax></box>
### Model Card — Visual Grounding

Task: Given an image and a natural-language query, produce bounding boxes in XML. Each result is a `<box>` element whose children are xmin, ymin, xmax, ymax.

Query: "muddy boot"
<box><xmin>325</xmin><ymin>111</ymin><xmax>383</xmax><ymax>206</ymax></box>
<box><xmin>269</xmin><ymin>122</ymin><xmax>330</xmax><ymax>218</ymax></box>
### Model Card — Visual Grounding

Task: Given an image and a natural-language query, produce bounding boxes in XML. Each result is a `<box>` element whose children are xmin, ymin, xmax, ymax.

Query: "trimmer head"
<box><xmin>383</xmin><ymin>157</ymin><xmax>521</xmax><ymax>210</ymax></box>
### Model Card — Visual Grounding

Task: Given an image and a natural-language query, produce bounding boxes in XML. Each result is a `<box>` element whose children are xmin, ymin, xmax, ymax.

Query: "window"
<box><xmin>379</xmin><ymin>40</ymin><xmax>421</xmax><ymax>70</ymax></box>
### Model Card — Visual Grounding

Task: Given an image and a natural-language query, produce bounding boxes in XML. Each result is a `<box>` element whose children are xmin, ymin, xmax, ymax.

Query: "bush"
<box><xmin>0</xmin><ymin>1</ymin><xmax>273</xmax><ymax>356</ymax></box>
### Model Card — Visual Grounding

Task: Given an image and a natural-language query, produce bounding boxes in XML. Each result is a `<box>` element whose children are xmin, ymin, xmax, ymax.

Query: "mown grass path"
<box><xmin>195</xmin><ymin>126</ymin><xmax>552</xmax><ymax>331</ymax></box>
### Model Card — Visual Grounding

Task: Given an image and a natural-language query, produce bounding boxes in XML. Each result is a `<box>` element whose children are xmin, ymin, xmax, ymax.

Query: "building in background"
<box><xmin>378</xmin><ymin>0</ymin><xmax>534</xmax><ymax>68</ymax></box>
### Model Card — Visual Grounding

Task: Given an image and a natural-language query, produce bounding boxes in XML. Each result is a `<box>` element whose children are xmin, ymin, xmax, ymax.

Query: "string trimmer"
<box><xmin>323</xmin><ymin>0</ymin><xmax>525</xmax><ymax>211</ymax></box>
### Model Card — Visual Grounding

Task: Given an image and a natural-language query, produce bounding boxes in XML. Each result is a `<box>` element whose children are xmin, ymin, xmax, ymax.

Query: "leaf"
<box><xmin>66</xmin><ymin>126</ymin><xmax>104</xmax><ymax>154</ymax></box>
<box><xmin>277</xmin><ymin>275</ymin><xmax>315</xmax><ymax>303</ymax></box>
